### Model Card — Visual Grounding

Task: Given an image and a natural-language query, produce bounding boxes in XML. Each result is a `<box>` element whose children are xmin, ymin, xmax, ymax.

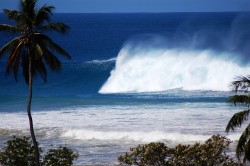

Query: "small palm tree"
<box><xmin>226</xmin><ymin>75</ymin><xmax>250</xmax><ymax>164</ymax></box>
<box><xmin>0</xmin><ymin>0</ymin><xmax>71</xmax><ymax>165</ymax></box>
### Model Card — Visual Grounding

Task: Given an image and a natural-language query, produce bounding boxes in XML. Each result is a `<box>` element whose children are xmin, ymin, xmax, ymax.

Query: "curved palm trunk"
<box><xmin>27</xmin><ymin>55</ymin><xmax>40</xmax><ymax>166</ymax></box>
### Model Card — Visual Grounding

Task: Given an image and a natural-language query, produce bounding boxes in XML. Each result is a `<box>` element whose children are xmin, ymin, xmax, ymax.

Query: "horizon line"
<box><xmin>1</xmin><ymin>10</ymin><xmax>250</xmax><ymax>14</ymax></box>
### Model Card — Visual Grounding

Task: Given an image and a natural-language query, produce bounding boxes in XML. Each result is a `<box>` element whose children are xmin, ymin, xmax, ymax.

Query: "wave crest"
<box><xmin>61</xmin><ymin>129</ymin><xmax>240</xmax><ymax>143</ymax></box>
<box><xmin>61</xmin><ymin>129</ymin><xmax>210</xmax><ymax>142</ymax></box>
<box><xmin>99</xmin><ymin>45</ymin><xmax>250</xmax><ymax>93</ymax></box>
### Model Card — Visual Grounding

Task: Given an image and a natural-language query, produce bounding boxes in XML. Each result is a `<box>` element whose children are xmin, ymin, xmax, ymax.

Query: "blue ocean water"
<box><xmin>1</xmin><ymin>12</ymin><xmax>250</xmax><ymax>165</ymax></box>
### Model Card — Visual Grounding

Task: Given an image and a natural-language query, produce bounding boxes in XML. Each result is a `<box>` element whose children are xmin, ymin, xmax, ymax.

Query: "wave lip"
<box><xmin>99</xmin><ymin>47</ymin><xmax>250</xmax><ymax>94</ymax></box>
<box><xmin>86</xmin><ymin>58</ymin><xmax>116</xmax><ymax>64</ymax></box>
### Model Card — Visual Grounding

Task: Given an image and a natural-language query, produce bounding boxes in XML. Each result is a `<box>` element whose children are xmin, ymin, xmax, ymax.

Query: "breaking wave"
<box><xmin>99</xmin><ymin>43</ymin><xmax>250</xmax><ymax>93</ymax></box>
<box><xmin>61</xmin><ymin>129</ymin><xmax>240</xmax><ymax>143</ymax></box>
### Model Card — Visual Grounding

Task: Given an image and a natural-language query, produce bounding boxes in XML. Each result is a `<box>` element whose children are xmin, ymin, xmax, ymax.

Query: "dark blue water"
<box><xmin>1</xmin><ymin>12</ymin><xmax>250</xmax><ymax>112</ymax></box>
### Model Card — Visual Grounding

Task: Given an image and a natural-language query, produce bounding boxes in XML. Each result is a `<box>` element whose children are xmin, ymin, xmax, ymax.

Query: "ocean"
<box><xmin>0</xmin><ymin>12</ymin><xmax>250</xmax><ymax>165</ymax></box>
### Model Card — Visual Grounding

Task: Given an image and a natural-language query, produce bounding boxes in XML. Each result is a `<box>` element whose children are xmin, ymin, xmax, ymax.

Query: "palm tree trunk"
<box><xmin>27</xmin><ymin>54</ymin><xmax>40</xmax><ymax>166</ymax></box>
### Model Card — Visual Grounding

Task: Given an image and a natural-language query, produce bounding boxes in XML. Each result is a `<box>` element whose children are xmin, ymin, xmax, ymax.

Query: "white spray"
<box><xmin>99</xmin><ymin>45</ymin><xmax>250</xmax><ymax>93</ymax></box>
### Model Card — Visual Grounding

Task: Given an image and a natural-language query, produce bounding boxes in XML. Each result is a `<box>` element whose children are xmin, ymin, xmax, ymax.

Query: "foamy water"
<box><xmin>100</xmin><ymin>47</ymin><xmax>250</xmax><ymax>93</ymax></box>
<box><xmin>0</xmin><ymin>101</ymin><xmax>243</xmax><ymax>165</ymax></box>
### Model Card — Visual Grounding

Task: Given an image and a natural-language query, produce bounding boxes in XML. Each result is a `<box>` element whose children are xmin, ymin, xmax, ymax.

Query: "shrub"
<box><xmin>118</xmin><ymin>142</ymin><xmax>170</xmax><ymax>166</ymax></box>
<box><xmin>118</xmin><ymin>135</ymin><xmax>240</xmax><ymax>166</ymax></box>
<box><xmin>43</xmin><ymin>147</ymin><xmax>78</xmax><ymax>166</ymax></box>
<box><xmin>0</xmin><ymin>136</ymin><xmax>40</xmax><ymax>166</ymax></box>
<box><xmin>0</xmin><ymin>137</ymin><xmax>78</xmax><ymax>166</ymax></box>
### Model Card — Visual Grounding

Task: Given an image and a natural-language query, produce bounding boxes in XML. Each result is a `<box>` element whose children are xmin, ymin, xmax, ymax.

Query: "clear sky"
<box><xmin>1</xmin><ymin>0</ymin><xmax>250</xmax><ymax>13</ymax></box>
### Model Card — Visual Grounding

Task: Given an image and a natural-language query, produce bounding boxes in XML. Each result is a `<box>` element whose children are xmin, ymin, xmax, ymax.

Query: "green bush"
<box><xmin>118</xmin><ymin>142</ymin><xmax>170</xmax><ymax>166</ymax></box>
<box><xmin>0</xmin><ymin>136</ymin><xmax>40</xmax><ymax>166</ymax></box>
<box><xmin>118</xmin><ymin>135</ymin><xmax>240</xmax><ymax>166</ymax></box>
<box><xmin>0</xmin><ymin>136</ymin><xmax>78</xmax><ymax>166</ymax></box>
<box><xmin>43</xmin><ymin>147</ymin><xmax>78</xmax><ymax>166</ymax></box>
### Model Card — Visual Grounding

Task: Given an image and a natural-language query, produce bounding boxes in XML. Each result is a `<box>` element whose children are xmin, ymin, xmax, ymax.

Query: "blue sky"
<box><xmin>1</xmin><ymin>0</ymin><xmax>250</xmax><ymax>13</ymax></box>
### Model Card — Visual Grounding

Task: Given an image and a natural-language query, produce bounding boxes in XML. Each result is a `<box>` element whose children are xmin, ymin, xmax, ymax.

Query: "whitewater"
<box><xmin>100</xmin><ymin>44</ymin><xmax>250</xmax><ymax>93</ymax></box>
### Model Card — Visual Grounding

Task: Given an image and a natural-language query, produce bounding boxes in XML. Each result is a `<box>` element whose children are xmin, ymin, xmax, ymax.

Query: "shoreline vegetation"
<box><xmin>118</xmin><ymin>135</ymin><xmax>240</xmax><ymax>166</ymax></box>
<box><xmin>0</xmin><ymin>134</ymin><xmax>246</xmax><ymax>165</ymax></box>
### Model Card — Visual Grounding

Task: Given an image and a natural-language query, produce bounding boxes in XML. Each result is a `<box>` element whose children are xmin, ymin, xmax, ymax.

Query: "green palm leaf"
<box><xmin>33</xmin><ymin>33</ymin><xmax>71</xmax><ymax>59</ymax></box>
<box><xmin>39</xmin><ymin>22</ymin><xmax>69</xmax><ymax>34</ymax></box>
<box><xmin>0</xmin><ymin>24</ymin><xmax>20</xmax><ymax>34</ymax></box>
<box><xmin>30</xmin><ymin>44</ymin><xmax>47</xmax><ymax>82</ymax></box>
<box><xmin>20</xmin><ymin>0</ymin><xmax>37</xmax><ymax>19</ymax></box>
<box><xmin>34</xmin><ymin>5</ymin><xmax>54</xmax><ymax>26</ymax></box>
<box><xmin>32</xmin><ymin>56</ymin><xmax>47</xmax><ymax>83</ymax></box>
<box><xmin>235</xmin><ymin>124</ymin><xmax>250</xmax><ymax>160</ymax></box>
<box><xmin>232</xmin><ymin>75</ymin><xmax>250</xmax><ymax>92</ymax></box>
<box><xmin>228</xmin><ymin>95</ymin><xmax>250</xmax><ymax>107</ymax></box>
<box><xmin>227</xmin><ymin>76</ymin><xmax>250</xmax><ymax>162</ymax></box>
<box><xmin>3</xmin><ymin>9</ymin><xmax>22</xmax><ymax>21</ymax></box>
<box><xmin>40</xmin><ymin>46</ymin><xmax>62</xmax><ymax>71</ymax></box>
<box><xmin>244</xmin><ymin>137</ymin><xmax>250</xmax><ymax>162</ymax></box>
<box><xmin>0</xmin><ymin>37</ymin><xmax>23</xmax><ymax>59</ymax></box>
<box><xmin>5</xmin><ymin>40</ymin><xmax>26</xmax><ymax>81</ymax></box>
<box><xmin>31</xmin><ymin>42</ymin><xmax>62</xmax><ymax>72</ymax></box>
<box><xmin>226</xmin><ymin>110</ymin><xmax>250</xmax><ymax>132</ymax></box>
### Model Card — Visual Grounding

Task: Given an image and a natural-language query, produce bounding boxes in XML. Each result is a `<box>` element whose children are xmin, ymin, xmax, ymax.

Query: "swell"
<box><xmin>0</xmin><ymin>60</ymin><xmax>115</xmax><ymax>97</ymax></box>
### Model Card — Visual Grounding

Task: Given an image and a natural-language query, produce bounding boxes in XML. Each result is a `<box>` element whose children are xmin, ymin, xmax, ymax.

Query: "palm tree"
<box><xmin>0</xmin><ymin>0</ymin><xmax>71</xmax><ymax>165</ymax></box>
<box><xmin>226</xmin><ymin>75</ymin><xmax>250</xmax><ymax>164</ymax></box>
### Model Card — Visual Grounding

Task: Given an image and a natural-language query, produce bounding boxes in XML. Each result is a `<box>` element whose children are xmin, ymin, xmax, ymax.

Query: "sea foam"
<box><xmin>61</xmin><ymin>129</ymin><xmax>240</xmax><ymax>143</ymax></box>
<box><xmin>62</xmin><ymin>129</ymin><xmax>209</xmax><ymax>142</ymax></box>
<box><xmin>99</xmin><ymin>46</ymin><xmax>250</xmax><ymax>93</ymax></box>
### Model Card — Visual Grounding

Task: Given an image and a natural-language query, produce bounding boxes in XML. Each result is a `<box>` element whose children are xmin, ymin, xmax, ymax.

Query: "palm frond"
<box><xmin>6</xmin><ymin>52</ymin><xmax>21</xmax><ymax>81</ymax></box>
<box><xmin>39</xmin><ymin>45</ymin><xmax>62</xmax><ymax>71</ymax></box>
<box><xmin>32</xmin><ymin>55</ymin><xmax>47</xmax><ymax>82</ymax></box>
<box><xmin>5</xmin><ymin>40</ymin><xmax>25</xmax><ymax>81</ymax></box>
<box><xmin>1</xmin><ymin>0</ymin><xmax>71</xmax><ymax>85</ymax></box>
<box><xmin>226</xmin><ymin>109</ymin><xmax>250</xmax><ymax>132</ymax></box>
<box><xmin>33</xmin><ymin>33</ymin><xmax>71</xmax><ymax>59</ymax></box>
<box><xmin>20</xmin><ymin>45</ymin><xmax>43</xmax><ymax>84</ymax></box>
<box><xmin>235</xmin><ymin>124</ymin><xmax>250</xmax><ymax>160</ymax></box>
<box><xmin>18</xmin><ymin>0</ymin><xmax>38</xmax><ymax>29</ymax></box>
<box><xmin>34</xmin><ymin>43</ymin><xmax>43</xmax><ymax>56</ymax></box>
<box><xmin>22</xmin><ymin>43</ymin><xmax>48</xmax><ymax>83</ymax></box>
<box><xmin>39</xmin><ymin>22</ymin><xmax>69</xmax><ymax>34</ymax></box>
<box><xmin>32</xmin><ymin>44</ymin><xmax>47</xmax><ymax>82</ymax></box>
<box><xmin>20</xmin><ymin>0</ymin><xmax>37</xmax><ymax>19</ymax></box>
<box><xmin>0</xmin><ymin>37</ymin><xmax>22</xmax><ymax>59</ymax></box>
<box><xmin>34</xmin><ymin>5</ymin><xmax>54</xmax><ymax>26</ymax></box>
<box><xmin>228</xmin><ymin>95</ymin><xmax>250</xmax><ymax>107</ymax></box>
<box><xmin>244</xmin><ymin>138</ymin><xmax>250</xmax><ymax>162</ymax></box>
<box><xmin>0</xmin><ymin>24</ymin><xmax>20</xmax><ymax>34</ymax></box>
<box><xmin>33</xmin><ymin>39</ymin><xmax>62</xmax><ymax>71</ymax></box>
<box><xmin>3</xmin><ymin>9</ymin><xmax>22</xmax><ymax>21</ymax></box>
<box><xmin>232</xmin><ymin>75</ymin><xmax>250</xmax><ymax>92</ymax></box>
